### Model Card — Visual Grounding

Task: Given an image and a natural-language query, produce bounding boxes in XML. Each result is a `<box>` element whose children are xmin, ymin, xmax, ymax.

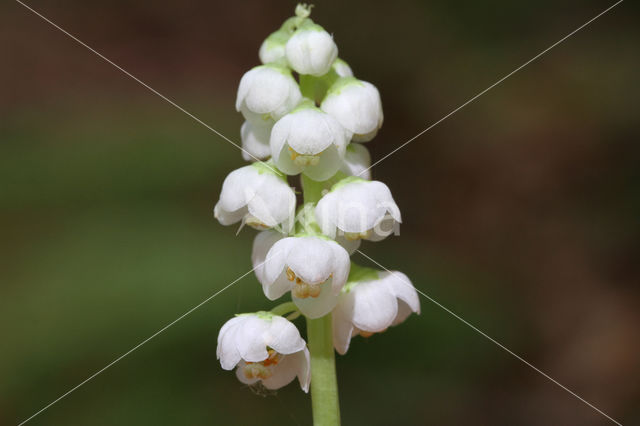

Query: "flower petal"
<box><xmin>217</xmin><ymin>166</ymin><xmax>260</xmax><ymax>213</ymax></box>
<box><xmin>236</xmin><ymin>315</ymin><xmax>270</xmax><ymax>363</ymax></box>
<box><xmin>350</xmin><ymin>281</ymin><xmax>397</xmax><ymax>332</ymax></box>
<box><xmin>213</xmin><ymin>202</ymin><xmax>247</xmax><ymax>226</ymax></box>
<box><xmin>264</xmin><ymin>316</ymin><xmax>306</xmax><ymax>355</ymax></box>
<box><xmin>263</xmin><ymin>270</ymin><xmax>294</xmax><ymax>301</ymax></box>
<box><xmin>247</xmin><ymin>173</ymin><xmax>296</xmax><ymax>228</ymax></box>
<box><xmin>383</xmin><ymin>271</ymin><xmax>421</xmax><ymax>322</ymax></box>
<box><xmin>241</xmin><ymin>121</ymin><xmax>272</xmax><ymax>161</ymax></box>
<box><xmin>328</xmin><ymin>241</ymin><xmax>350</xmax><ymax>294</ymax></box>
<box><xmin>217</xmin><ymin>316</ymin><xmax>247</xmax><ymax>370</ymax></box>
<box><xmin>341</xmin><ymin>143</ymin><xmax>372</xmax><ymax>180</ymax></box>
<box><xmin>293</xmin><ymin>280</ymin><xmax>339</xmax><ymax>319</ymax></box>
<box><xmin>287</xmin><ymin>237</ymin><xmax>334</xmax><ymax>285</ymax></box>
<box><xmin>302</xmin><ymin>144</ymin><xmax>343</xmax><ymax>182</ymax></box>
<box><xmin>252</xmin><ymin>230</ymin><xmax>285</xmax><ymax>285</ymax></box>
<box><xmin>264</xmin><ymin>237</ymin><xmax>297</xmax><ymax>284</ymax></box>
<box><xmin>332</xmin><ymin>292</ymin><xmax>355</xmax><ymax>355</ymax></box>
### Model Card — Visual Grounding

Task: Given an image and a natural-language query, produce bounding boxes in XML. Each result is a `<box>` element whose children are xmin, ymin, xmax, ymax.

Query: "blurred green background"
<box><xmin>2</xmin><ymin>0</ymin><xmax>639</xmax><ymax>425</ymax></box>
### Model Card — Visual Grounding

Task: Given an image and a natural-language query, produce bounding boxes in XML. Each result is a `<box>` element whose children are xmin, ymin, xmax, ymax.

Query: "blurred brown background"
<box><xmin>1</xmin><ymin>0</ymin><xmax>638</xmax><ymax>425</ymax></box>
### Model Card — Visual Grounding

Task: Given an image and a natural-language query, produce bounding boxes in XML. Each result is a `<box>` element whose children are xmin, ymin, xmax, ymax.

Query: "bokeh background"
<box><xmin>2</xmin><ymin>0</ymin><xmax>639</xmax><ymax>425</ymax></box>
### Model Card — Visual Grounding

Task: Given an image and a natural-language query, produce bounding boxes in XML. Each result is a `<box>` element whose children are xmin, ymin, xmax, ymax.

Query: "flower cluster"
<box><xmin>214</xmin><ymin>4</ymin><xmax>420</xmax><ymax>395</ymax></box>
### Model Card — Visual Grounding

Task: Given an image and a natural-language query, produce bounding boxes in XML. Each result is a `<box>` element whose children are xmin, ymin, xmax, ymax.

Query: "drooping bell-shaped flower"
<box><xmin>285</xmin><ymin>23</ymin><xmax>338</xmax><ymax>76</ymax></box>
<box><xmin>315</xmin><ymin>177</ymin><xmax>401</xmax><ymax>242</ymax></box>
<box><xmin>332</xmin><ymin>266</ymin><xmax>420</xmax><ymax>354</ymax></box>
<box><xmin>236</xmin><ymin>64</ymin><xmax>302</xmax><ymax>124</ymax></box>
<box><xmin>214</xmin><ymin>163</ymin><xmax>296</xmax><ymax>232</ymax></box>
<box><xmin>341</xmin><ymin>143</ymin><xmax>372</xmax><ymax>180</ymax></box>
<box><xmin>321</xmin><ymin>77</ymin><xmax>383</xmax><ymax>142</ymax></box>
<box><xmin>241</xmin><ymin>120</ymin><xmax>272</xmax><ymax>162</ymax></box>
<box><xmin>259</xmin><ymin>235</ymin><xmax>350</xmax><ymax>318</ymax></box>
<box><xmin>217</xmin><ymin>312</ymin><xmax>310</xmax><ymax>392</ymax></box>
<box><xmin>270</xmin><ymin>100</ymin><xmax>349</xmax><ymax>181</ymax></box>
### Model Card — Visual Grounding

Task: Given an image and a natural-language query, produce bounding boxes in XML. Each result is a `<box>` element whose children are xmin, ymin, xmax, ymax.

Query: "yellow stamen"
<box><xmin>288</xmin><ymin>147</ymin><xmax>321</xmax><ymax>166</ymax></box>
<box><xmin>344</xmin><ymin>230</ymin><xmax>372</xmax><ymax>241</ymax></box>
<box><xmin>359</xmin><ymin>328</ymin><xmax>386</xmax><ymax>338</ymax></box>
<box><xmin>286</xmin><ymin>267</ymin><xmax>296</xmax><ymax>281</ymax></box>
<box><xmin>244</xmin><ymin>214</ymin><xmax>269</xmax><ymax>230</ymax></box>
<box><xmin>287</xmin><ymin>268</ymin><xmax>331</xmax><ymax>299</ymax></box>
<box><xmin>242</xmin><ymin>349</ymin><xmax>282</xmax><ymax>380</ymax></box>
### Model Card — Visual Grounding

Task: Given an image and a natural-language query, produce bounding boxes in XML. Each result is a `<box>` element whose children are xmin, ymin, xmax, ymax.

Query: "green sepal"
<box><xmin>251</xmin><ymin>160</ymin><xmax>288</xmax><ymax>181</ymax></box>
<box><xmin>236</xmin><ymin>311</ymin><xmax>275</xmax><ymax>321</ymax></box>
<box><xmin>343</xmin><ymin>263</ymin><xmax>380</xmax><ymax>292</ymax></box>
<box><xmin>326</xmin><ymin>76</ymin><xmax>363</xmax><ymax>96</ymax></box>
<box><xmin>330</xmin><ymin>175</ymin><xmax>367</xmax><ymax>191</ymax></box>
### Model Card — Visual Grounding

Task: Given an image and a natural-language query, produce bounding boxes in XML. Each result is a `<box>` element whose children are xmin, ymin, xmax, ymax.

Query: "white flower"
<box><xmin>241</xmin><ymin>121</ymin><xmax>272</xmax><ymax>161</ymax></box>
<box><xmin>332</xmin><ymin>269</ymin><xmax>420</xmax><ymax>354</ymax></box>
<box><xmin>261</xmin><ymin>236</ymin><xmax>350</xmax><ymax>318</ymax></box>
<box><xmin>217</xmin><ymin>312</ymin><xmax>310</xmax><ymax>392</ymax></box>
<box><xmin>270</xmin><ymin>103</ymin><xmax>349</xmax><ymax>181</ymax></box>
<box><xmin>321</xmin><ymin>77</ymin><xmax>383</xmax><ymax>142</ymax></box>
<box><xmin>315</xmin><ymin>178</ymin><xmax>401</xmax><ymax>242</ymax></box>
<box><xmin>332</xmin><ymin>58</ymin><xmax>353</xmax><ymax>78</ymax></box>
<box><xmin>236</xmin><ymin>65</ymin><xmax>302</xmax><ymax>123</ymax></box>
<box><xmin>214</xmin><ymin>163</ymin><xmax>296</xmax><ymax>231</ymax></box>
<box><xmin>341</xmin><ymin>143</ymin><xmax>371</xmax><ymax>180</ymax></box>
<box><xmin>285</xmin><ymin>23</ymin><xmax>338</xmax><ymax>76</ymax></box>
<box><xmin>259</xmin><ymin>30</ymin><xmax>289</xmax><ymax>65</ymax></box>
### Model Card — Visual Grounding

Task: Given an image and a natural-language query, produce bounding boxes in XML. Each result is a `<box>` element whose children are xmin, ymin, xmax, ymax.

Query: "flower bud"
<box><xmin>236</xmin><ymin>65</ymin><xmax>302</xmax><ymax>123</ymax></box>
<box><xmin>285</xmin><ymin>23</ymin><xmax>338</xmax><ymax>76</ymax></box>
<box><xmin>258</xmin><ymin>29</ymin><xmax>289</xmax><ymax>65</ymax></box>
<box><xmin>321</xmin><ymin>77</ymin><xmax>383</xmax><ymax>142</ymax></box>
<box><xmin>332</xmin><ymin>58</ymin><xmax>353</xmax><ymax>78</ymax></box>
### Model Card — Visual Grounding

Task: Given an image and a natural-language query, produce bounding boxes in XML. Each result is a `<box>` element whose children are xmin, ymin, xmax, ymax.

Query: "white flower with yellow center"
<box><xmin>240</xmin><ymin>120</ymin><xmax>272</xmax><ymax>161</ymax></box>
<box><xmin>315</xmin><ymin>177</ymin><xmax>401</xmax><ymax>242</ymax></box>
<box><xmin>217</xmin><ymin>312</ymin><xmax>310</xmax><ymax>392</ymax></box>
<box><xmin>236</xmin><ymin>64</ymin><xmax>302</xmax><ymax>124</ymax></box>
<box><xmin>341</xmin><ymin>143</ymin><xmax>372</xmax><ymax>180</ymax></box>
<box><xmin>214</xmin><ymin>163</ymin><xmax>295</xmax><ymax>232</ymax></box>
<box><xmin>321</xmin><ymin>77</ymin><xmax>383</xmax><ymax>142</ymax></box>
<box><xmin>332</xmin><ymin>267</ymin><xmax>420</xmax><ymax>354</ymax></box>
<box><xmin>285</xmin><ymin>23</ymin><xmax>338</xmax><ymax>76</ymax></box>
<box><xmin>270</xmin><ymin>102</ymin><xmax>349</xmax><ymax>181</ymax></box>
<box><xmin>260</xmin><ymin>235</ymin><xmax>350</xmax><ymax>319</ymax></box>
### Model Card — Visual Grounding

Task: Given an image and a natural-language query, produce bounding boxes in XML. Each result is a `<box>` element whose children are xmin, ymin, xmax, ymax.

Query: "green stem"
<box><xmin>270</xmin><ymin>301</ymin><xmax>298</xmax><ymax>317</ymax></box>
<box><xmin>301</xmin><ymin>174</ymin><xmax>325</xmax><ymax>204</ymax></box>
<box><xmin>301</xmin><ymin>174</ymin><xmax>341</xmax><ymax>425</ymax></box>
<box><xmin>306</xmin><ymin>315</ymin><xmax>341</xmax><ymax>426</ymax></box>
